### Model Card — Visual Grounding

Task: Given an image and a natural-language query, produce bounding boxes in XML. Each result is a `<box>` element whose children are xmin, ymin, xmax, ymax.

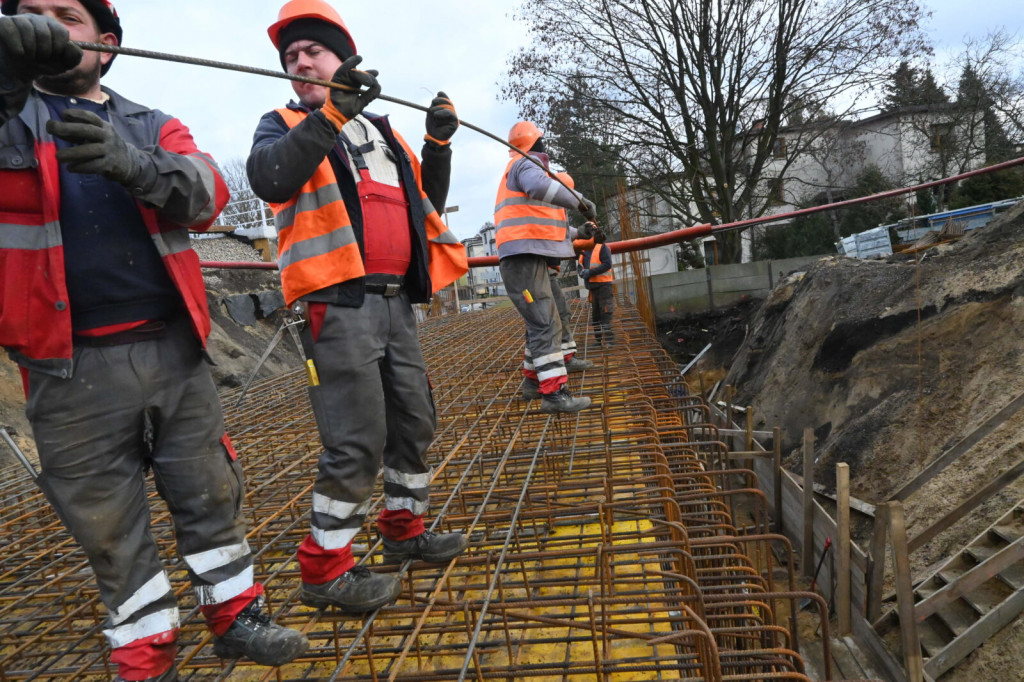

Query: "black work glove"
<box><xmin>0</xmin><ymin>14</ymin><xmax>82</xmax><ymax>85</ymax></box>
<box><xmin>424</xmin><ymin>91</ymin><xmax>458</xmax><ymax>145</ymax></box>
<box><xmin>577</xmin><ymin>221</ymin><xmax>596</xmax><ymax>240</ymax></box>
<box><xmin>46</xmin><ymin>109</ymin><xmax>146</xmax><ymax>185</ymax></box>
<box><xmin>320</xmin><ymin>55</ymin><xmax>381</xmax><ymax>132</ymax></box>
<box><xmin>578</xmin><ymin>197</ymin><xmax>597</xmax><ymax>223</ymax></box>
<box><xmin>580</xmin><ymin>269</ymin><xmax>591</xmax><ymax>280</ymax></box>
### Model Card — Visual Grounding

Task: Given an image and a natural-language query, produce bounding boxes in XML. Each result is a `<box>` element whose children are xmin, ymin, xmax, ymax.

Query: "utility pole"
<box><xmin>444</xmin><ymin>206</ymin><xmax>461</xmax><ymax>313</ymax></box>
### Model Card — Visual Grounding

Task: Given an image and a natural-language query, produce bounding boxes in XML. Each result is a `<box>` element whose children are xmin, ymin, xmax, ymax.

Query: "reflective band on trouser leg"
<box><xmin>103</xmin><ymin>571</ymin><xmax>180</xmax><ymax>675</ymax></box>
<box><xmin>522</xmin><ymin>346</ymin><xmax>537</xmax><ymax>380</ymax></box>
<box><xmin>301</xmin><ymin>494</ymin><xmax>372</xmax><ymax>584</ymax></box>
<box><xmin>382</xmin><ymin>467</ymin><xmax>431</xmax><ymax>517</ymax></box>
<box><xmin>534</xmin><ymin>351</ymin><xmax>568</xmax><ymax>394</ymax></box>
<box><xmin>185</xmin><ymin>541</ymin><xmax>263</xmax><ymax>636</ymax></box>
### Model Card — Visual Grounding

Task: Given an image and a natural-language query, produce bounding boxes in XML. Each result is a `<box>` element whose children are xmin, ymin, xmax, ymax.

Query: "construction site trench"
<box><xmin>2</xmin><ymin>201</ymin><xmax>1024</xmax><ymax>680</ymax></box>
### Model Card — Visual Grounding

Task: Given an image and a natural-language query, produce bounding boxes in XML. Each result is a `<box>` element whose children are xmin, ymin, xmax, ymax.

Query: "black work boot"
<box><xmin>540</xmin><ymin>386</ymin><xmax>592</xmax><ymax>414</ymax></box>
<box><xmin>300</xmin><ymin>566</ymin><xmax>401</xmax><ymax>613</ymax></box>
<box><xmin>520</xmin><ymin>377</ymin><xmax>541</xmax><ymax>400</ymax></box>
<box><xmin>114</xmin><ymin>668</ymin><xmax>179</xmax><ymax>682</ymax></box>
<box><xmin>564</xmin><ymin>356</ymin><xmax>594</xmax><ymax>373</ymax></box>
<box><xmin>212</xmin><ymin>596</ymin><xmax>309</xmax><ymax>666</ymax></box>
<box><xmin>382</xmin><ymin>530</ymin><xmax>468</xmax><ymax>564</ymax></box>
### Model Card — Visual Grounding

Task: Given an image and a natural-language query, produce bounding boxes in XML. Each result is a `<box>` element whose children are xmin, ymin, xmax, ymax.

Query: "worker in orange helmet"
<box><xmin>578</xmin><ymin>226</ymin><xmax>616</xmax><ymax>348</ymax></box>
<box><xmin>0</xmin><ymin>1</ymin><xmax>308</xmax><ymax>680</ymax></box>
<box><xmin>520</xmin><ymin>171</ymin><xmax>596</xmax><ymax>401</ymax></box>
<box><xmin>495</xmin><ymin>122</ymin><xmax>598</xmax><ymax>412</ymax></box>
<box><xmin>247</xmin><ymin>0</ymin><xmax>469</xmax><ymax>615</ymax></box>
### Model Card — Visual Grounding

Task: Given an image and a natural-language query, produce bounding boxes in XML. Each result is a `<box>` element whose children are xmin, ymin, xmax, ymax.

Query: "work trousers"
<box><xmin>548</xmin><ymin>270</ymin><xmax>577</xmax><ymax>360</ymax></box>
<box><xmin>590</xmin><ymin>283</ymin><xmax>615</xmax><ymax>346</ymax></box>
<box><xmin>25</xmin><ymin>317</ymin><xmax>256</xmax><ymax>677</ymax></box>
<box><xmin>299</xmin><ymin>292</ymin><xmax>436</xmax><ymax>584</ymax></box>
<box><xmin>500</xmin><ymin>254</ymin><xmax>567</xmax><ymax>395</ymax></box>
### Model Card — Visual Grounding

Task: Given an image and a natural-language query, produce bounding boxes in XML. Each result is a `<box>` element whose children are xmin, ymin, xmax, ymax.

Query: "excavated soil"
<box><xmin>714</xmin><ymin>200</ymin><xmax>1024</xmax><ymax>681</ymax></box>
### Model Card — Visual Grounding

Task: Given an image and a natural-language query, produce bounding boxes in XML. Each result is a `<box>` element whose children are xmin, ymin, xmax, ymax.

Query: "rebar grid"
<box><xmin>0</xmin><ymin>300</ymin><xmax>817</xmax><ymax>681</ymax></box>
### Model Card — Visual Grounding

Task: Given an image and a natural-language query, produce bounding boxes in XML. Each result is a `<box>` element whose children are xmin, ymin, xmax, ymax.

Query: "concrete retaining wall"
<box><xmin>652</xmin><ymin>256</ymin><xmax>823</xmax><ymax>316</ymax></box>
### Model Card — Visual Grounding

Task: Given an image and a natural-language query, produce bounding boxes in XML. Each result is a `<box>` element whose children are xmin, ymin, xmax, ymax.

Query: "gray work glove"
<box><xmin>424</xmin><ymin>91</ymin><xmax>458</xmax><ymax>145</ymax></box>
<box><xmin>46</xmin><ymin>109</ymin><xmax>146</xmax><ymax>185</ymax></box>
<box><xmin>0</xmin><ymin>14</ymin><xmax>82</xmax><ymax>84</ymax></box>
<box><xmin>578</xmin><ymin>197</ymin><xmax>597</xmax><ymax>222</ymax></box>
<box><xmin>580</xmin><ymin>269</ymin><xmax>591</xmax><ymax>280</ymax></box>
<box><xmin>577</xmin><ymin>221</ymin><xmax>596</xmax><ymax>240</ymax></box>
<box><xmin>320</xmin><ymin>55</ymin><xmax>381</xmax><ymax>132</ymax></box>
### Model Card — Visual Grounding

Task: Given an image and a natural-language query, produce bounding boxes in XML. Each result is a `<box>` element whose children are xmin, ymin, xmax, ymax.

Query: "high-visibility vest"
<box><xmin>270</xmin><ymin>108</ymin><xmax>466</xmax><ymax>305</ymax></box>
<box><xmin>493</xmin><ymin>158</ymin><xmax>569</xmax><ymax>254</ymax></box>
<box><xmin>587</xmin><ymin>244</ymin><xmax>614</xmax><ymax>283</ymax></box>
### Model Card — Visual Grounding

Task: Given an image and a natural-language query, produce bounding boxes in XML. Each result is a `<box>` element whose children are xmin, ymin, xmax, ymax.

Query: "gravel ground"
<box><xmin>190</xmin><ymin>235</ymin><xmax>266</xmax><ymax>263</ymax></box>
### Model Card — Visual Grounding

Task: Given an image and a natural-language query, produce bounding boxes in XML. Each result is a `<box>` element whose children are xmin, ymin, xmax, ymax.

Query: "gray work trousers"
<box><xmin>25</xmin><ymin>317</ymin><xmax>249</xmax><ymax>649</ymax></box>
<box><xmin>303</xmin><ymin>292</ymin><xmax>435</xmax><ymax>551</ymax></box>
<box><xmin>500</xmin><ymin>254</ymin><xmax>567</xmax><ymax>393</ymax></box>
<box><xmin>590</xmin><ymin>283</ymin><xmax>615</xmax><ymax>346</ymax></box>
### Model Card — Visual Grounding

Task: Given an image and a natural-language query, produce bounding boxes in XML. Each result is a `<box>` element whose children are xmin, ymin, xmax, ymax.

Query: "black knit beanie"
<box><xmin>277</xmin><ymin>18</ymin><xmax>354</xmax><ymax>70</ymax></box>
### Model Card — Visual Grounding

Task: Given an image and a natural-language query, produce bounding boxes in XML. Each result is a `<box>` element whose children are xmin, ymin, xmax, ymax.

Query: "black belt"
<box><xmin>364</xmin><ymin>274</ymin><xmax>405</xmax><ymax>297</ymax></box>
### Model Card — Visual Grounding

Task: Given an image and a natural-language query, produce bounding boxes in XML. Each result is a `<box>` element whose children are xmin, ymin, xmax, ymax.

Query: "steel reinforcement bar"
<box><xmin>0</xmin><ymin>296</ymin><xmax>821</xmax><ymax>680</ymax></box>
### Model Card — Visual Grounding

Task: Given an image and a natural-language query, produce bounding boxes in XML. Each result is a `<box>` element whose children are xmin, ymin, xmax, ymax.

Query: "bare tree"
<box><xmin>504</xmin><ymin>0</ymin><xmax>929</xmax><ymax>262</ymax></box>
<box><xmin>218</xmin><ymin>157</ymin><xmax>273</xmax><ymax>232</ymax></box>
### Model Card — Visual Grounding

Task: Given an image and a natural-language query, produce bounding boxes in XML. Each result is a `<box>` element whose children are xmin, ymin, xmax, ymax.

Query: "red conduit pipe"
<box><xmin>200</xmin><ymin>155</ymin><xmax>1024</xmax><ymax>270</ymax></box>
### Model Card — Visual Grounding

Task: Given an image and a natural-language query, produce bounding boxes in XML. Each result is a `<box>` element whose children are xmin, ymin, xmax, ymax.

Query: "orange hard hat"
<box><xmin>508</xmin><ymin>121</ymin><xmax>544</xmax><ymax>156</ymax></box>
<box><xmin>268</xmin><ymin>0</ymin><xmax>356</xmax><ymax>54</ymax></box>
<box><xmin>555</xmin><ymin>172</ymin><xmax>574</xmax><ymax>189</ymax></box>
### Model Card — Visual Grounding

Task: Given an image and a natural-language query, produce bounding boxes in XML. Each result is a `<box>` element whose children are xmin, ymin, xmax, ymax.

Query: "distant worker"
<box><xmin>0</xmin><ymin>1</ymin><xmax>308</xmax><ymax>680</ymax></box>
<box><xmin>495</xmin><ymin>122</ymin><xmax>597</xmax><ymax>413</ymax></box>
<box><xmin>542</xmin><ymin>172</ymin><xmax>594</xmax><ymax>384</ymax></box>
<box><xmin>247</xmin><ymin>0</ymin><xmax>470</xmax><ymax>615</ymax></box>
<box><xmin>579</xmin><ymin>228</ymin><xmax>615</xmax><ymax>348</ymax></box>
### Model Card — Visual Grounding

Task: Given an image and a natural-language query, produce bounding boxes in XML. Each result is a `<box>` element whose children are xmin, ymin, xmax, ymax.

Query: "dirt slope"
<box><xmin>724</xmin><ymin>200</ymin><xmax>1024</xmax><ymax>680</ymax></box>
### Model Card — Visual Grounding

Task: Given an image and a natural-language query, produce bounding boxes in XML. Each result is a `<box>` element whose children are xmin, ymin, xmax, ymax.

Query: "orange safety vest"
<box><xmin>270</xmin><ymin>108</ymin><xmax>467</xmax><ymax>305</ymax></box>
<box><xmin>493</xmin><ymin>158</ymin><xmax>569</xmax><ymax>252</ymax></box>
<box><xmin>586</xmin><ymin>244</ymin><xmax>614</xmax><ymax>283</ymax></box>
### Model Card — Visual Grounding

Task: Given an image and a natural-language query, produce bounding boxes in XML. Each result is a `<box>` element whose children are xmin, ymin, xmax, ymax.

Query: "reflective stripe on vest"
<box><xmin>588</xmin><ymin>244</ymin><xmax>614</xmax><ymax>283</ymax></box>
<box><xmin>270</xmin><ymin>108</ymin><xmax>364</xmax><ymax>305</ymax></box>
<box><xmin>493</xmin><ymin>159</ymin><xmax>568</xmax><ymax>248</ymax></box>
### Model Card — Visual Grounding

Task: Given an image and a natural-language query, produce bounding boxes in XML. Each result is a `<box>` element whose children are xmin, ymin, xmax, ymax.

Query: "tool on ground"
<box><xmin>800</xmin><ymin>535</ymin><xmax>832</xmax><ymax>610</ymax></box>
<box><xmin>1</xmin><ymin>427</ymin><xmax>37</xmax><ymax>479</ymax></box>
<box><xmin>234</xmin><ymin>304</ymin><xmax>317</xmax><ymax>408</ymax></box>
<box><xmin>71</xmin><ymin>41</ymin><xmax>585</xmax><ymax>208</ymax></box>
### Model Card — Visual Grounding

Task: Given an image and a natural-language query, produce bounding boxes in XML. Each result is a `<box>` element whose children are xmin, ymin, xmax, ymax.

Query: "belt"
<box><xmin>73</xmin><ymin>320</ymin><xmax>168</xmax><ymax>347</ymax></box>
<box><xmin>364</xmin><ymin>274</ymin><xmax>405</xmax><ymax>297</ymax></box>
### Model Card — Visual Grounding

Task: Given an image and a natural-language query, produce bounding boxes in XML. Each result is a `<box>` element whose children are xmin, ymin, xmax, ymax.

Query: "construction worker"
<box><xmin>495</xmin><ymin>122</ymin><xmax>597</xmax><ymax>412</ymax></box>
<box><xmin>579</xmin><ymin>228</ymin><xmax>615</xmax><ymax>348</ymax></box>
<box><xmin>247</xmin><ymin>0</ymin><xmax>470</xmax><ymax>615</ymax></box>
<box><xmin>544</xmin><ymin>172</ymin><xmax>594</xmax><ymax>379</ymax></box>
<box><xmin>0</xmin><ymin>2</ymin><xmax>308</xmax><ymax>680</ymax></box>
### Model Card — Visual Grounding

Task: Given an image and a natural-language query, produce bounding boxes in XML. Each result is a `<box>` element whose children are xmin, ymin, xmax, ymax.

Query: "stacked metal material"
<box><xmin>0</xmin><ymin>299</ymin><xmax>816</xmax><ymax>680</ymax></box>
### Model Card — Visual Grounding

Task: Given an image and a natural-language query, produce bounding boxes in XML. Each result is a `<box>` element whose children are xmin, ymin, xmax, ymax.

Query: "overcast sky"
<box><xmin>99</xmin><ymin>0</ymin><xmax>1020</xmax><ymax>242</ymax></box>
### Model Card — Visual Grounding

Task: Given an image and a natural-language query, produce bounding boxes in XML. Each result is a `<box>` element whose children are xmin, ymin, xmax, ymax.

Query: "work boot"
<box><xmin>300</xmin><ymin>566</ymin><xmax>401</xmax><ymax>613</ymax></box>
<box><xmin>540</xmin><ymin>386</ymin><xmax>592</xmax><ymax>414</ymax></box>
<box><xmin>520</xmin><ymin>378</ymin><xmax>541</xmax><ymax>400</ymax></box>
<box><xmin>564</xmin><ymin>356</ymin><xmax>594</xmax><ymax>373</ymax></box>
<box><xmin>212</xmin><ymin>596</ymin><xmax>309</xmax><ymax>666</ymax></box>
<box><xmin>114</xmin><ymin>668</ymin><xmax>179</xmax><ymax>682</ymax></box>
<box><xmin>383</xmin><ymin>530</ymin><xmax>468</xmax><ymax>564</ymax></box>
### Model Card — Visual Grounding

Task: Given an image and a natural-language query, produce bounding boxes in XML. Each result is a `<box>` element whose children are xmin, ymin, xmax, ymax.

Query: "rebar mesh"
<box><xmin>0</xmin><ymin>299</ymin><xmax>818</xmax><ymax>681</ymax></box>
